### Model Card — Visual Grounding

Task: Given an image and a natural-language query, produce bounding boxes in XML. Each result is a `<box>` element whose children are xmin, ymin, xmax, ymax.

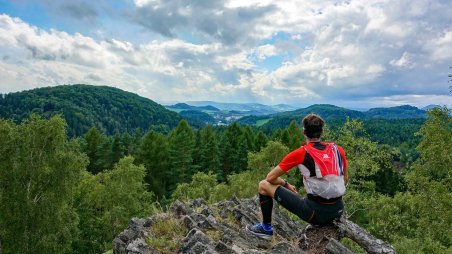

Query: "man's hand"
<box><xmin>285</xmin><ymin>182</ymin><xmax>297</xmax><ymax>193</ymax></box>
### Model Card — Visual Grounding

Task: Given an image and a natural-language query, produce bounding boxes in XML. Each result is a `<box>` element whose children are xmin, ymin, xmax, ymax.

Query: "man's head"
<box><xmin>302</xmin><ymin>114</ymin><xmax>324</xmax><ymax>139</ymax></box>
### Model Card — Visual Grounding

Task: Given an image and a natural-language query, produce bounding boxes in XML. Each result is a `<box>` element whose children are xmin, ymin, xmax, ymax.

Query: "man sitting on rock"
<box><xmin>247</xmin><ymin>114</ymin><xmax>348</xmax><ymax>239</ymax></box>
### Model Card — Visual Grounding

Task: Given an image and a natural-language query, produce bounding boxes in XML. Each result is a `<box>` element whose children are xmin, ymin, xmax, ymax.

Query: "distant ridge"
<box><xmin>421</xmin><ymin>104</ymin><xmax>441</xmax><ymax>111</ymax></box>
<box><xmin>0</xmin><ymin>84</ymin><xmax>196</xmax><ymax>136</ymax></box>
<box><xmin>366</xmin><ymin>105</ymin><xmax>426</xmax><ymax>119</ymax></box>
<box><xmin>186</xmin><ymin>101</ymin><xmax>297</xmax><ymax>114</ymax></box>
<box><xmin>237</xmin><ymin>104</ymin><xmax>427</xmax><ymax>127</ymax></box>
<box><xmin>168</xmin><ymin>103</ymin><xmax>220</xmax><ymax>112</ymax></box>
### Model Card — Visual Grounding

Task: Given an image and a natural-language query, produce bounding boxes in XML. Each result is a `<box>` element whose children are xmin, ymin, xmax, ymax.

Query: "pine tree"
<box><xmin>191</xmin><ymin>130</ymin><xmax>203</xmax><ymax>173</ymax></box>
<box><xmin>82</xmin><ymin>127</ymin><xmax>108</xmax><ymax>174</ymax></box>
<box><xmin>243</xmin><ymin>126</ymin><xmax>256</xmax><ymax>152</ymax></box>
<box><xmin>283</xmin><ymin>120</ymin><xmax>303</xmax><ymax>150</ymax></box>
<box><xmin>220</xmin><ymin>123</ymin><xmax>248</xmax><ymax>180</ymax></box>
<box><xmin>167</xmin><ymin>120</ymin><xmax>195</xmax><ymax>192</ymax></box>
<box><xmin>111</xmin><ymin>133</ymin><xmax>126</xmax><ymax>167</ymax></box>
<box><xmin>254</xmin><ymin>131</ymin><xmax>268</xmax><ymax>151</ymax></box>
<box><xmin>136</xmin><ymin>130</ymin><xmax>169</xmax><ymax>197</ymax></box>
<box><xmin>199</xmin><ymin>125</ymin><xmax>221</xmax><ymax>176</ymax></box>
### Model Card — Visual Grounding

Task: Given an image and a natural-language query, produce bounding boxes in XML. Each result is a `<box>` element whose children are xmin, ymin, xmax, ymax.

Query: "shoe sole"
<box><xmin>246</xmin><ymin>226</ymin><xmax>273</xmax><ymax>240</ymax></box>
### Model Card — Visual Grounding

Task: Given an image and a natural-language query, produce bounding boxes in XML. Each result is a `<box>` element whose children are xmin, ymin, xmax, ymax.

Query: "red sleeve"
<box><xmin>278</xmin><ymin>147</ymin><xmax>306</xmax><ymax>172</ymax></box>
<box><xmin>337</xmin><ymin>146</ymin><xmax>347</xmax><ymax>169</ymax></box>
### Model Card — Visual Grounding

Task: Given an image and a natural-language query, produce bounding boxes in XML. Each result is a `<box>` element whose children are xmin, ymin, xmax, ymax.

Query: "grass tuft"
<box><xmin>146</xmin><ymin>217</ymin><xmax>188</xmax><ymax>254</ymax></box>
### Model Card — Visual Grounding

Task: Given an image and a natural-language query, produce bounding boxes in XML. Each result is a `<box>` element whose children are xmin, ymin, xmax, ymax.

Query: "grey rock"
<box><xmin>113</xmin><ymin>196</ymin><xmax>390</xmax><ymax>254</ymax></box>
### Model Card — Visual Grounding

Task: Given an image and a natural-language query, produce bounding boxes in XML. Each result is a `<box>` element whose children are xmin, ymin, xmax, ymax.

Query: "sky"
<box><xmin>0</xmin><ymin>0</ymin><xmax>451</xmax><ymax>109</ymax></box>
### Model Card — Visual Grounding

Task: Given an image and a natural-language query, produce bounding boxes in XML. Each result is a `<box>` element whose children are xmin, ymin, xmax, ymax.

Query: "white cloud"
<box><xmin>427</xmin><ymin>29</ymin><xmax>452</xmax><ymax>61</ymax></box>
<box><xmin>390</xmin><ymin>52</ymin><xmax>415</xmax><ymax>69</ymax></box>
<box><xmin>1</xmin><ymin>0</ymin><xmax>452</xmax><ymax>108</ymax></box>
<box><xmin>253</xmin><ymin>44</ymin><xmax>277</xmax><ymax>60</ymax></box>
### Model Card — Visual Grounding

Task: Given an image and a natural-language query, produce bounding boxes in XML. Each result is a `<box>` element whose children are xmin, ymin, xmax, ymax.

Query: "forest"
<box><xmin>0</xmin><ymin>106</ymin><xmax>450</xmax><ymax>254</ymax></box>
<box><xmin>0</xmin><ymin>85</ymin><xmax>203</xmax><ymax>137</ymax></box>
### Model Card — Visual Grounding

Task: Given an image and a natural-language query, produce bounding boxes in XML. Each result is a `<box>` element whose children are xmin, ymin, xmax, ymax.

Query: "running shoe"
<box><xmin>246</xmin><ymin>223</ymin><xmax>273</xmax><ymax>239</ymax></box>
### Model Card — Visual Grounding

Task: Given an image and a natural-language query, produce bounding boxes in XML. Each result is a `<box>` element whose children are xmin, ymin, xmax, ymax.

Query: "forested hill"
<box><xmin>0</xmin><ymin>84</ymin><xmax>195</xmax><ymax>136</ymax></box>
<box><xmin>237</xmin><ymin>104</ymin><xmax>427</xmax><ymax>128</ymax></box>
<box><xmin>366</xmin><ymin>105</ymin><xmax>427</xmax><ymax>118</ymax></box>
<box><xmin>237</xmin><ymin>104</ymin><xmax>365</xmax><ymax>127</ymax></box>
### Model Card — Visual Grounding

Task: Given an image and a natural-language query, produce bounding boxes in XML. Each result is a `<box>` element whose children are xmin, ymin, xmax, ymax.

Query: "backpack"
<box><xmin>303</xmin><ymin>142</ymin><xmax>344</xmax><ymax>178</ymax></box>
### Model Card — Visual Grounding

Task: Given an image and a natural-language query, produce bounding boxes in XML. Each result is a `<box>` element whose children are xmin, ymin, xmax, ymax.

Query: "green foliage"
<box><xmin>0</xmin><ymin>84</ymin><xmax>195</xmax><ymax>136</ymax></box>
<box><xmin>82</xmin><ymin>127</ymin><xmax>110</xmax><ymax>173</ymax></box>
<box><xmin>0</xmin><ymin>115</ymin><xmax>87</xmax><ymax>254</ymax></box>
<box><xmin>173</xmin><ymin>141</ymin><xmax>290</xmax><ymax>203</ymax></box>
<box><xmin>197</xmin><ymin>125</ymin><xmax>221</xmax><ymax>176</ymax></box>
<box><xmin>254</xmin><ymin>130</ymin><xmax>268</xmax><ymax>151</ymax></box>
<box><xmin>363</xmin><ymin>118</ymin><xmax>423</xmax><ymax>148</ymax></box>
<box><xmin>414</xmin><ymin>107</ymin><xmax>451</xmax><ymax>188</ymax></box>
<box><xmin>168</xmin><ymin>120</ymin><xmax>195</xmax><ymax>190</ymax></box>
<box><xmin>248</xmin><ymin>141</ymin><xmax>290</xmax><ymax>171</ymax></box>
<box><xmin>73</xmin><ymin>156</ymin><xmax>155</xmax><ymax>253</ymax></box>
<box><xmin>365</xmin><ymin>185</ymin><xmax>451</xmax><ymax>253</ymax></box>
<box><xmin>219</xmin><ymin>122</ymin><xmax>248</xmax><ymax>180</ymax></box>
<box><xmin>179</xmin><ymin>110</ymin><xmax>215</xmax><ymax>124</ymax></box>
<box><xmin>136</xmin><ymin>130</ymin><xmax>169</xmax><ymax>197</ymax></box>
<box><xmin>281</xmin><ymin>120</ymin><xmax>303</xmax><ymax>150</ymax></box>
<box><xmin>366</xmin><ymin>105</ymin><xmax>426</xmax><ymax>119</ymax></box>
<box><xmin>343</xmin><ymin>108</ymin><xmax>452</xmax><ymax>253</ymax></box>
<box><xmin>243</xmin><ymin>126</ymin><xmax>256</xmax><ymax>152</ymax></box>
<box><xmin>172</xmin><ymin>172</ymin><xmax>219</xmax><ymax>202</ymax></box>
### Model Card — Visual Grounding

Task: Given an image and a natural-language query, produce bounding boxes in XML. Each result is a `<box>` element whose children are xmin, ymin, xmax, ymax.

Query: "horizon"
<box><xmin>0</xmin><ymin>83</ymin><xmax>443</xmax><ymax>110</ymax></box>
<box><xmin>0</xmin><ymin>1</ymin><xmax>451</xmax><ymax>108</ymax></box>
<box><xmin>1</xmin><ymin>83</ymin><xmax>440</xmax><ymax>111</ymax></box>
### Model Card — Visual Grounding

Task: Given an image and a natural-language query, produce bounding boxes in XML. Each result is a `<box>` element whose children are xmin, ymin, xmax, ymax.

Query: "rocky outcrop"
<box><xmin>113</xmin><ymin>197</ymin><xmax>395</xmax><ymax>254</ymax></box>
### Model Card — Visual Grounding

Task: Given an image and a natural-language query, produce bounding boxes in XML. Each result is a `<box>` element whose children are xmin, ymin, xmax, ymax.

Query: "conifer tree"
<box><xmin>82</xmin><ymin>127</ymin><xmax>109</xmax><ymax>174</ymax></box>
<box><xmin>243</xmin><ymin>126</ymin><xmax>256</xmax><ymax>152</ymax></box>
<box><xmin>136</xmin><ymin>130</ymin><xmax>169</xmax><ymax>197</ymax></box>
<box><xmin>167</xmin><ymin>120</ymin><xmax>195</xmax><ymax>191</ymax></box>
<box><xmin>220</xmin><ymin>123</ymin><xmax>248</xmax><ymax>179</ymax></box>
<box><xmin>199</xmin><ymin>125</ymin><xmax>221</xmax><ymax>176</ymax></box>
<box><xmin>254</xmin><ymin>130</ymin><xmax>268</xmax><ymax>151</ymax></box>
<box><xmin>282</xmin><ymin>120</ymin><xmax>303</xmax><ymax>150</ymax></box>
<box><xmin>271</xmin><ymin>128</ymin><xmax>283</xmax><ymax>141</ymax></box>
<box><xmin>191</xmin><ymin>130</ymin><xmax>203</xmax><ymax>173</ymax></box>
<box><xmin>111</xmin><ymin>133</ymin><xmax>126</xmax><ymax>167</ymax></box>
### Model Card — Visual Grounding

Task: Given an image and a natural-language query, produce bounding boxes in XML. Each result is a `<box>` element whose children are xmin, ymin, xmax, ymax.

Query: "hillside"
<box><xmin>0</xmin><ymin>84</ymin><xmax>195</xmax><ymax>136</ymax></box>
<box><xmin>167</xmin><ymin>103</ymin><xmax>220</xmax><ymax>112</ymax></box>
<box><xmin>366</xmin><ymin>105</ymin><xmax>426</xmax><ymax>118</ymax></box>
<box><xmin>179</xmin><ymin>110</ymin><xmax>216</xmax><ymax>124</ymax></box>
<box><xmin>238</xmin><ymin>104</ymin><xmax>426</xmax><ymax>128</ymax></box>
<box><xmin>238</xmin><ymin>104</ymin><xmax>365</xmax><ymax>128</ymax></box>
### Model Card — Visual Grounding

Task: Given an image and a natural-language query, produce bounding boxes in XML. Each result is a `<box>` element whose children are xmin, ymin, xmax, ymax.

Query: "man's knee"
<box><xmin>258</xmin><ymin>180</ymin><xmax>276</xmax><ymax>196</ymax></box>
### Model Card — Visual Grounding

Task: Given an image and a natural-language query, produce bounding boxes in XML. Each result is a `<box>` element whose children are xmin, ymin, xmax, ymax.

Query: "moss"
<box><xmin>204</xmin><ymin>229</ymin><xmax>223</xmax><ymax>242</ymax></box>
<box><xmin>146</xmin><ymin>217</ymin><xmax>188</xmax><ymax>254</ymax></box>
<box><xmin>341</xmin><ymin>238</ymin><xmax>367</xmax><ymax>254</ymax></box>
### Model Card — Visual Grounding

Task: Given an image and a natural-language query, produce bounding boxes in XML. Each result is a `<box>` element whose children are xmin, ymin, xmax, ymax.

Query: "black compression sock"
<box><xmin>259</xmin><ymin>194</ymin><xmax>273</xmax><ymax>225</ymax></box>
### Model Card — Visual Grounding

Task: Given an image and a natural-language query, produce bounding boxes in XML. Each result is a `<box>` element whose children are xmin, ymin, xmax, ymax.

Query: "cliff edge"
<box><xmin>113</xmin><ymin>197</ymin><xmax>395</xmax><ymax>254</ymax></box>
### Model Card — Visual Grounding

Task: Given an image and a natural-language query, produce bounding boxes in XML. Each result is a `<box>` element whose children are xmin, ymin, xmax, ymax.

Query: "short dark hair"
<box><xmin>302</xmin><ymin>114</ymin><xmax>324</xmax><ymax>139</ymax></box>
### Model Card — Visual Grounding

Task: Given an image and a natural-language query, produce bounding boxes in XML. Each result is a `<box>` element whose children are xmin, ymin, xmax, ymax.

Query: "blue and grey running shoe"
<box><xmin>246</xmin><ymin>223</ymin><xmax>273</xmax><ymax>239</ymax></box>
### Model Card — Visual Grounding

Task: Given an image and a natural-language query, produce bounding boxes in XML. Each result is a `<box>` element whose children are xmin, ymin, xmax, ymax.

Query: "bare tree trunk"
<box><xmin>335</xmin><ymin>218</ymin><xmax>396</xmax><ymax>254</ymax></box>
<box><xmin>326</xmin><ymin>238</ymin><xmax>354</xmax><ymax>254</ymax></box>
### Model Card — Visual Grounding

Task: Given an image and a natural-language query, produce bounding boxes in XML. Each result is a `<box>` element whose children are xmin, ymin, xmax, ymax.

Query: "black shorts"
<box><xmin>274</xmin><ymin>186</ymin><xmax>344</xmax><ymax>226</ymax></box>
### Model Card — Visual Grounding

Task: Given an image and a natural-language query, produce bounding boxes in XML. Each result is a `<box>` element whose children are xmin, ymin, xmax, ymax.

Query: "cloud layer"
<box><xmin>0</xmin><ymin>0</ymin><xmax>451</xmax><ymax>108</ymax></box>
